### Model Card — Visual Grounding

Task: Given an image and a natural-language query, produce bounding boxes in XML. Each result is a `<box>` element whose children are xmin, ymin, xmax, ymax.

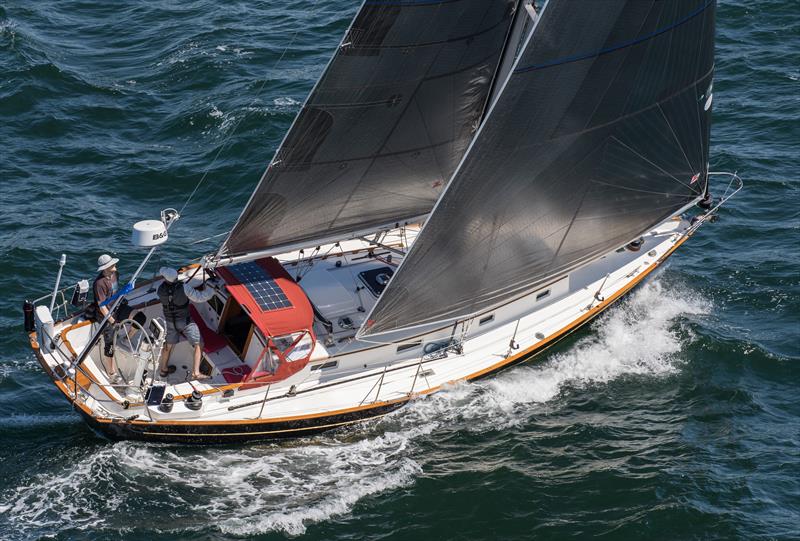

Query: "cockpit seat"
<box><xmin>221</xmin><ymin>364</ymin><xmax>251</xmax><ymax>383</ymax></box>
<box><xmin>189</xmin><ymin>305</ymin><xmax>227</xmax><ymax>354</ymax></box>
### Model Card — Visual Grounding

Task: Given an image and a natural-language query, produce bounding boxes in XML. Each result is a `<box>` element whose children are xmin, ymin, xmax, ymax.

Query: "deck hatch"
<box><xmin>358</xmin><ymin>267</ymin><xmax>394</xmax><ymax>297</ymax></box>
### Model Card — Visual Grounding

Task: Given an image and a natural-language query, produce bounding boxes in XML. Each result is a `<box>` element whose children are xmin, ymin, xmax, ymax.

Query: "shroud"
<box><xmin>362</xmin><ymin>0</ymin><xmax>716</xmax><ymax>337</ymax></box>
<box><xmin>220</xmin><ymin>0</ymin><xmax>518</xmax><ymax>259</ymax></box>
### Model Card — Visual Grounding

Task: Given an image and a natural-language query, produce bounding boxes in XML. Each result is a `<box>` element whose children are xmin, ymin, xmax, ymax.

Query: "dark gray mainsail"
<box><xmin>361</xmin><ymin>0</ymin><xmax>716</xmax><ymax>337</ymax></box>
<box><xmin>219</xmin><ymin>0</ymin><xmax>517</xmax><ymax>259</ymax></box>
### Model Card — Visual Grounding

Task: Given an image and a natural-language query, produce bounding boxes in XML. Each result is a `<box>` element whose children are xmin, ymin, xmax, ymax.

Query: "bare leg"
<box><xmin>192</xmin><ymin>344</ymin><xmax>209</xmax><ymax>380</ymax></box>
<box><xmin>159</xmin><ymin>343</ymin><xmax>174</xmax><ymax>377</ymax></box>
<box><xmin>103</xmin><ymin>354</ymin><xmax>117</xmax><ymax>377</ymax></box>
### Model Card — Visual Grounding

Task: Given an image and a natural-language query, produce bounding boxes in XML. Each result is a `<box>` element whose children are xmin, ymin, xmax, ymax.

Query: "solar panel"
<box><xmin>228</xmin><ymin>262</ymin><xmax>292</xmax><ymax>311</ymax></box>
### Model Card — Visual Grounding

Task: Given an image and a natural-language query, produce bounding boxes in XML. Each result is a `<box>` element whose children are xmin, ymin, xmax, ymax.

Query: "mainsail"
<box><xmin>362</xmin><ymin>0</ymin><xmax>716</xmax><ymax>337</ymax></box>
<box><xmin>219</xmin><ymin>0</ymin><xmax>518</xmax><ymax>259</ymax></box>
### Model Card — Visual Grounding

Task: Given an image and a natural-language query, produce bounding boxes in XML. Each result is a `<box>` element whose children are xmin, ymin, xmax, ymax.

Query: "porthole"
<box><xmin>311</xmin><ymin>361</ymin><xmax>338</xmax><ymax>371</ymax></box>
<box><xmin>396</xmin><ymin>341</ymin><xmax>422</xmax><ymax>354</ymax></box>
<box><xmin>536</xmin><ymin>289</ymin><xmax>551</xmax><ymax>302</ymax></box>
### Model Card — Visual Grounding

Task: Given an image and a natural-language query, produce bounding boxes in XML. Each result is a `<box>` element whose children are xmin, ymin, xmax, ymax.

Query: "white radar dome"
<box><xmin>132</xmin><ymin>220</ymin><xmax>168</xmax><ymax>247</ymax></box>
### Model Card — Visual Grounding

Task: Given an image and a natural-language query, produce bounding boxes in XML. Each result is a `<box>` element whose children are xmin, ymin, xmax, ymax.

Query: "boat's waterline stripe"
<box><xmin>38</xmin><ymin>231</ymin><xmax>690</xmax><ymax>432</ymax></box>
<box><xmin>138</xmin><ymin>414</ymin><xmax>391</xmax><ymax>437</ymax></box>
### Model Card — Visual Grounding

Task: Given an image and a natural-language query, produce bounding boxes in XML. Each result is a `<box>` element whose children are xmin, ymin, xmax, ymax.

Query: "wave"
<box><xmin>0</xmin><ymin>413</ymin><xmax>77</xmax><ymax>428</ymax></box>
<box><xmin>0</xmin><ymin>279</ymin><xmax>710</xmax><ymax>539</ymax></box>
<box><xmin>393</xmin><ymin>278</ymin><xmax>710</xmax><ymax>435</ymax></box>
<box><xmin>200</xmin><ymin>99</ymin><xmax>302</xmax><ymax>137</ymax></box>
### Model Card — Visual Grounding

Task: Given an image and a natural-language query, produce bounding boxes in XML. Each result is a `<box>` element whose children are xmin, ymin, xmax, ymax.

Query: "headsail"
<box><xmin>219</xmin><ymin>0</ymin><xmax>518</xmax><ymax>260</ymax></box>
<box><xmin>361</xmin><ymin>0</ymin><xmax>716</xmax><ymax>337</ymax></box>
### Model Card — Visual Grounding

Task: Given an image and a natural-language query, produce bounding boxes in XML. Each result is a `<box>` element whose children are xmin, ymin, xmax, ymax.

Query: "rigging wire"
<box><xmin>189</xmin><ymin>230</ymin><xmax>231</xmax><ymax>246</ymax></box>
<box><xmin>177</xmin><ymin>0</ymin><xmax>323</xmax><ymax>234</ymax></box>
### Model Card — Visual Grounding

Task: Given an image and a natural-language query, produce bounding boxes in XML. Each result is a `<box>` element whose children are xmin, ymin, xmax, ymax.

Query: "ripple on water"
<box><xmin>0</xmin><ymin>279</ymin><xmax>713</xmax><ymax>539</ymax></box>
<box><xmin>0</xmin><ymin>1</ymin><xmax>798</xmax><ymax>540</ymax></box>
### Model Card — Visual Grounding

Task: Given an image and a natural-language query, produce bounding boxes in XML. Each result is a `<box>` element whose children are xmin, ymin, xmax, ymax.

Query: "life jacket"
<box><xmin>157</xmin><ymin>281</ymin><xmax>190</xmax><ymax>322</ymax></box>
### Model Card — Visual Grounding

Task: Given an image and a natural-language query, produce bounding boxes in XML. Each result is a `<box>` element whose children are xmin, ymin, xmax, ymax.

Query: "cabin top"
<box><xmin>216</xmin><ymin>257</ymin><xmax>314</xmax><ymax>338</ymax></box>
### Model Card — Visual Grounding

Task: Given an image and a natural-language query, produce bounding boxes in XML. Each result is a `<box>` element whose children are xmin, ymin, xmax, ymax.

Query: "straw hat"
<box><xmin>97</xmin><ymin>254</ymin><xmax>119</xmax><ymax>272</ymax></box>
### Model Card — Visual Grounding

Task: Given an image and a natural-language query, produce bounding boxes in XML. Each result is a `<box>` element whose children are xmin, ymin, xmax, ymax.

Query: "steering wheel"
<box><xmin>113</xmin><ymin>317</ymin><xmax>157</xmax><ymax>390</ymax></box>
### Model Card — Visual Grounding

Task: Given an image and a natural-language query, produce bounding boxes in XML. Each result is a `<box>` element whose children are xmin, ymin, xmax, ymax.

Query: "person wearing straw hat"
<box><xmin>92</xmin><ymin>254</ymin><xmax>132</xmax><ymax>382</ymax></box>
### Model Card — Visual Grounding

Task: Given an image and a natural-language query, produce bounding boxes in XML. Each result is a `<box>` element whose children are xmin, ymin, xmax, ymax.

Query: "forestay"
<box><xmin>219</xmin><ymin>0</ymin><xmax>517</xmax><ymax>259</ymax></box>
<box><xmin>362</xmin><ymin>0</ymin><xmax>716</xmax><ymax>337</ymax></box>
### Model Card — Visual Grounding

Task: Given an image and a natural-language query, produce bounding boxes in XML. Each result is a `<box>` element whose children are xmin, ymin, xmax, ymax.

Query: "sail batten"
<box><xmin>361</xmin><ymin>0</ymin><xmax>716</xmax><ymax>338</ymax></box>
<box><xmin>219</xmin><ymin>0</ymin><xmax>517</xmax><ymax>260</ymax></box>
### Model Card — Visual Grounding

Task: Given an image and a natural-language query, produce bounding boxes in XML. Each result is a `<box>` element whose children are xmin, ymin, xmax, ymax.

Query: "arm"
<box><xmin>98</xmin><ymin>304</ymin><xmax>115</xmax><ymax>325</ymax></box>
<box><xmin>184</xmin><ymin>281</ymin><xmax>215</xmax><ymax>303</ymax></box>
<box><xmin>93</xmin><ymin>276</ymin><xmax>116</xmax><ymax>324</ymax></box>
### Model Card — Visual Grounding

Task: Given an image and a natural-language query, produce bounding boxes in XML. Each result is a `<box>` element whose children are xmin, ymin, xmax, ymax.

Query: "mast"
<box><xmin>488</xmin><ymin>0</ymin><xmax>536</xmax><ymax>110</ymax></box>
<box><xmin>361</xmin><ymin>0</ymin><xmax>717</xmax><ymax>338</ymax></box>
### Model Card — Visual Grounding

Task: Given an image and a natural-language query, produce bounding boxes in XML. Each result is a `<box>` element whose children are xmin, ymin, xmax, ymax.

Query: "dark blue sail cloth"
<box><xmin>363</xmin><ymin>0</ymin><xmax>716</xmax><ymax>337</ymax></box>
<box><xmin>220</xmin><ymin>0</ymin><xmax>517</xmax><ymax>258</ymax></box>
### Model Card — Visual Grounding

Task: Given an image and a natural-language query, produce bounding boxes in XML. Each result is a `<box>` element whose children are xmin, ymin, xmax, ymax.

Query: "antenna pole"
<box><xmin>73</xmin><ymin>211</ymin><xmax>179</xmax><ymax>368</ymax></box>
<box><xmin>73</xmin><ymin>244</ymin><xmax>160</xmax><ymax>368</ymax></box>
<box><xmin>49</xmin><ymin>254</ymin><xmax>67</xmax><ymax>314</ymax></box>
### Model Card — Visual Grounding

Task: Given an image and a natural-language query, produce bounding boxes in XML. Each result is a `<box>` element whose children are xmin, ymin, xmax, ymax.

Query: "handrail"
<box><xmin>32</xmin><ymin>283</ymin><xmax>85</xmax><ymax>323</ymax></box>
<box><xmin>359</xmin><ymin>365</ymin><xmax>387</xmax><ymax>406</ymax></box>
<box><xmin>686</xmin><ymin>171</ymin><xmax>743</xmax><ymax>236</ymax></box>
<box><xmin>44</xmin><ymin>175</ymin><xmax>744</xmax><ymax>420</ymax></box>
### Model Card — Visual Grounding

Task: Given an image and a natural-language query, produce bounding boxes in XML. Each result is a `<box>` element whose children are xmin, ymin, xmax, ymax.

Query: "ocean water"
<box><xmin>0</xmin><ymin>1</ymin><xmax>798</xmax><ymax>540</ymax></box>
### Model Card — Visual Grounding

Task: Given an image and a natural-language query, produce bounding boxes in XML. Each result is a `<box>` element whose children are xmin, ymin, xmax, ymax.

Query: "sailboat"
<box><xmin>25</xmin><ymin>0</ymin><xmax>740</xmax><ymax>443</ymax></box>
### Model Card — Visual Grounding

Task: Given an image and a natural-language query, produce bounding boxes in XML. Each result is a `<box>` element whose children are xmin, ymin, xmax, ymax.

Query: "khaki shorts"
<box><xmin>165</xmin><ymin>317</ymin><xmax>201</xmax><ymax>346</ymax></box>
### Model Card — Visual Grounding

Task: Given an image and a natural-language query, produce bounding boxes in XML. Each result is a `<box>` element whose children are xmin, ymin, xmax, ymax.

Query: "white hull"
<box><xmin>28</xmin><ymin>210</ymin><xmax>707</xmax><ymax>442</ymax></box>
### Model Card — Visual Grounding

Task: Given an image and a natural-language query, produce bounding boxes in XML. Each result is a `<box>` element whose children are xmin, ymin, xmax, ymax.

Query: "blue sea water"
<box><xmin>0</xmin><ymin>1</ymin><xmax>798</xmax><ymax>539</ymax></box>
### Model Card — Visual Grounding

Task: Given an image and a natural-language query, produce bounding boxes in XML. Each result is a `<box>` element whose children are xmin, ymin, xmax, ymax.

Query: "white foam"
<box><xmin>213</xmin><ymin>438</ymin><xmax>421</xmax><ymax>536</ymax></box>
<box><xmin>0</xmin><ymin>279</ymin><xmax>707</xmax><ymax>538</ymax></box>
<box><xmin>0</xmin><ymin>357</ymin><xmax>42</xmax><ymax>383</ymax></box>
<box><xmin>0</xmin><ymin>432</ymin><xmax>422</xmax><ymax>537</ymax></box>
<box><xmin>157</xmin><ymin>41</ymin><xmax>202</xmax><ymax>67</ymax></box>
<box><xmin>0</xmin><ymin>20</ymin><xmax>16</xmax><ymax>37</ymax></box>
<box><xmin>273</xmin><ymin>96</ymin><xmax>299</xmax><ymax>107</ymax></box>
<box><xmin>0</xmin><ymin>445</ymin><xmax>126</xmax><ymax>534</ymax></box>
<box><xmin>391</xmin><ymin>279</ymin><xmax>709</xmax><ymax>433</ymax></box>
